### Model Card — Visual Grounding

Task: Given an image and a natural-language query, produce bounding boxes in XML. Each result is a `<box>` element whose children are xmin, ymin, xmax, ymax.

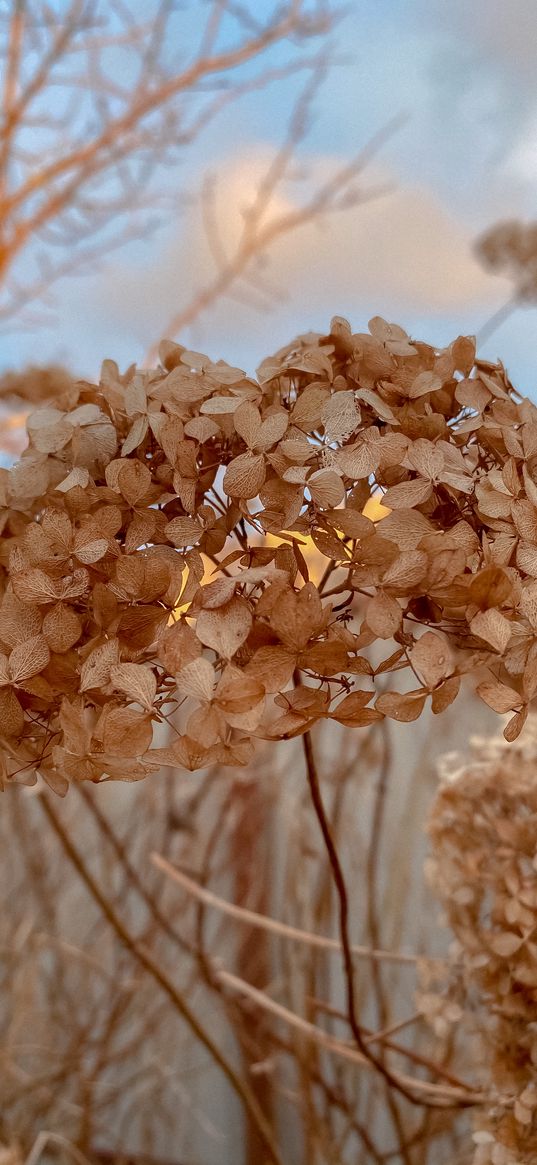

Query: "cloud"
<box><xmin>269</xmin><ymin>183</ymin><xmax>505</xmax><ymax>313</ymax></box>
<box><xmin>407</xmin><ymin>0</ymin><xmax>537</xmax><ymax>177</ymax></box>
<box><xmin>318</xmin><ymin>1</ymin><xmax>537</xmax><ymax>222</ymax></box>
<box><xmin>506</xmin><ymin>124</ymin><xmax>537</xmax><ymax>183</ymax></box>
<box><xmin>412</xmin><ymin>0</ymin><xmax>537</xmax><ymax>83</ymax></box>
<box><xmin>96</xmin><ymin>147</ymin><xmax>510</xmax><ymax>366</ymax></box>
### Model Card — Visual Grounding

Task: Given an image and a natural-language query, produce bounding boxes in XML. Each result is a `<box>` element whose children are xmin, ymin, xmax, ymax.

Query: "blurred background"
<box><xmin>2</xmin><ymin>0</ymin><xmax>536</xmax><ymax>388</ymax></box>
<box><xmin>0</xmin><ymin>3</ymin><xmax>535</xmax><ymax>1164</ymax></box>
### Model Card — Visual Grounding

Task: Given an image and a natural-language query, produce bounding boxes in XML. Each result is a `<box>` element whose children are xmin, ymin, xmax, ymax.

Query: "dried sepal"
<box><xmin>4</xmin><ymin>316</ymin><xmax>537</xmax><ymax>789</ymax></box>
<box><xmin>429</xmin><ymin>718</ymin><xmax>537</xmax><ymax>1163</ymax></box>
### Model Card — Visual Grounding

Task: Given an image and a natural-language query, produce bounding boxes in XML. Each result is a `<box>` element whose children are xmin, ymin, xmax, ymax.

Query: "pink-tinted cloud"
<box><xmin>99</xmin><ymin>149</ymin><xmax>510</xmax><ymax>362</ymax></box>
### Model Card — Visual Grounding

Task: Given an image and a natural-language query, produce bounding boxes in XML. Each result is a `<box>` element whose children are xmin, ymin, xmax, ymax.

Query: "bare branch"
<box><xmin>151</xmin><ymin>851</ymin><xmax>423</xmax><ymax>964</ymax></box>
<box><xmin>0</xmin><ymin>0</ymin><xmax>344</xmax><ymax>327</ymax></box>
<box><xmin>217</xmin><ymin>969</ymin><xmax>485</xmax><ymax>1106</ymax></box>
<box><xmin>38</xmin><ymin>790</ymin><xmax>286</xmax><ymax>1165</ymax></box>
<box><xmin>148</xmin><ymin>104</ymin><xmax>402</xmax><ymax>358</ymax></box>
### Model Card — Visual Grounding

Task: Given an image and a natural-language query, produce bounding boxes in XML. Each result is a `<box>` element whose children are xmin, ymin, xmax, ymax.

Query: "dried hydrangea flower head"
<box><xmin>428</xmin><ymin>718</ymin><xmax>537</xmax><ymax>1165</ymax></box>
<box><xmin>1</xmin><ymin>315</ymin><xmax>537</xmax><ymax>793</ymax></box>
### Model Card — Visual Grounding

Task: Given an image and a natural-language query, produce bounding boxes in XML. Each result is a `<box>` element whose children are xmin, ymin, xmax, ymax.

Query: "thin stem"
<box><xmin>38</xmin><ymin>792</ymin><xmax>285</xmax><ymax>1165</ymax></box>
<box><xmin>24</xmin><ymin>1131</ymin><xmax>93</xmax><ymax>1165</ymax></box>
<box><xmin>218</xmin><ymin>969</ymin><xmax>483</xmax><ymax>1105</ymax></box>
<box><xmin>476</xmin><ymin>295</ymin><xmax>518</xmax><ymax>346</ymax></box>
<box><xmin>365</xmin><ymin>720</ymin><xmax>412</xmax><ymax>1165</ymax></box>
<box><xmin>76</xmin><ymin>785</ymin><xmax>196</xmax><ymax>957</ymax></box>
<box><xmin>300</xmin><ymin>730</ymin><xmax>468</xmax><ymax>1111</ymax></box>
<box><xmin>151</xmin><ymin>852</ymin><xmax>424</xmax><ymax>964</ymax></box>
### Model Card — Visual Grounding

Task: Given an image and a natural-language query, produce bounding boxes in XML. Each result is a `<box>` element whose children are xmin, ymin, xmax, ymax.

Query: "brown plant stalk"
<box><xmin>38</xmin><ymin>790</ymin><xmax>285</xmax><ymax>1165</ymax></box>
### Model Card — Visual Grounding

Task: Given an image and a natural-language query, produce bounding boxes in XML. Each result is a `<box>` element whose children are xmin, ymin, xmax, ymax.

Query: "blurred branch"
<box><xmin>151</xmin><ymin>851</ymin><xmax>422</xmax><ymax>964</ymax></box>
<box><xmin>38</xmin><ymin>790</ymin><xmax>285</xmax><ymax>1165</ymax></box>
<box><xmin>147</xmin><ymin>106</ymin><xmax>403</xmax><ymax>359</ymax></box>
<box><xmin>364</xmin><ymin>720</ymin><xmax>411</xmax><ymax>1165</ymax></box>
<box><xmin>217</xmin><ymin>967</ymin><xmax>484</xmax><ymax>1105</ymax></box>
<box><xmin>76</xmin><ymin>785</ymin><xmax>196</xmax><ymax>958</ymax></box>
<box><xmin>474</xmin><ymin>218</ymin><xmax>537</xmax><ymax>344</ymax></box>
<box><xmin>24</xmin><ymin>1131</ymin><xmax>93</xmax><ymax>1165</ymax></box>
<box><xmin>476</xmin><ymin>293</ymin><xmax>519</xmax><ymax>346</ymax></box>
<box><xmin>0</xmin><ymin>0</ymin><xmax>342</xmax><ymax>328</ymax></box>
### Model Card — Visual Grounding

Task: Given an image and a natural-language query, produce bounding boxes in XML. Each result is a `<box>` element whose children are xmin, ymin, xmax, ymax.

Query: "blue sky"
<box><xmin>2</xmin><ymin>0</ymin><xmax>537</xmax><ymax>393</ymax></box>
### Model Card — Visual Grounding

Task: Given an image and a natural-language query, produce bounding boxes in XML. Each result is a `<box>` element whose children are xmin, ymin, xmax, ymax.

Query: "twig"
<box><xmin>38</xmin><ymin>792</ymin><xmax>285</xmax><ymax>1165</ymax></box>
<box><xmin>300</xmin><ymin>729</ymin><xmax>467</xmax><ymax>1110</ymax></box>
<box><xmin>217</xmin><ymin>968</ymin><xmax>485</xmax><ymax>1106</ymax></box>
<box><xmin>24</xmin><ymin>1131</ymin><xmax>93</xmax><ymax>1165</ymax></box>
<box><xmin>364</xmin><ymin>722</ymin><xmax>411</xmax><ymax>1165</ymax></box>
<box><xmin>76</xmin><ymin>784</ymin><xmax>196</xmax><ymax>957</ymax></box>
<box><xmin>151</xmin><ymin>851</ymin><xmax>424</xmax><ymax>964</ymax></box>
<box><xmin>476</xmin><ymin>294</ymin><xmax>519</xmax><ymax>345</ymax></box>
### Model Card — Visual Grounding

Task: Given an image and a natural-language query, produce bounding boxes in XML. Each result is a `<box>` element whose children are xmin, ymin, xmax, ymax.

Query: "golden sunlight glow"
<box><xmin>170</xmin><ymin>494</ymin><xmax>390</xmax><ymax>620</ymax></box>
<box><xmin>363</xmin><ymin>494</ymin><xmax>390</xmax><ymax>522</ymax></box>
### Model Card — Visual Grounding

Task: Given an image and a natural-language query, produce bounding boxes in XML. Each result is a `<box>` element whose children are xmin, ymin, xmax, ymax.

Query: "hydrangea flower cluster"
<box><xmin>1</xmin><ymin>316</ymin><xmax>537</xmax><ymax>792</ymax></box>
<box><xmin>428</xmin><ymin>719</ymin><xmax>537</xmax><ymax>1165</ymax></box>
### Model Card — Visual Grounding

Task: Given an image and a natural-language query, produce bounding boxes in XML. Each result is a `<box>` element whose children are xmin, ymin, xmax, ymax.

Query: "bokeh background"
<box><xmin>2</xmin><ymin>0</ymin><xmax>536</xmax><ymax>385</ymax></box>
<box><xmin>1</xmin><ymin>4</ymin><xmax>536</xmax><ymax>1164</ymax></box>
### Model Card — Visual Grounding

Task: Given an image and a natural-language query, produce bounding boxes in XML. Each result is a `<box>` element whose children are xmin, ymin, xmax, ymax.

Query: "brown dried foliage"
<box><xmin>2</xmin><ymin>315</ymin><xmax>537</xmax><ymax>793</ymax></box>
<box><xmin>427</xmin><ymin>720</ymin><xmax>537</xmax><ymax>1165</ymax></box>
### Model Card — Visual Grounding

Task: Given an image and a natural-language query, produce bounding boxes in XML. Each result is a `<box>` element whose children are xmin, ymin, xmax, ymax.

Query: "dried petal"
<box><xmin>196</xmin><ymin>597</ymin><xmax>252</xmax><ymax>659</ymax></box>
